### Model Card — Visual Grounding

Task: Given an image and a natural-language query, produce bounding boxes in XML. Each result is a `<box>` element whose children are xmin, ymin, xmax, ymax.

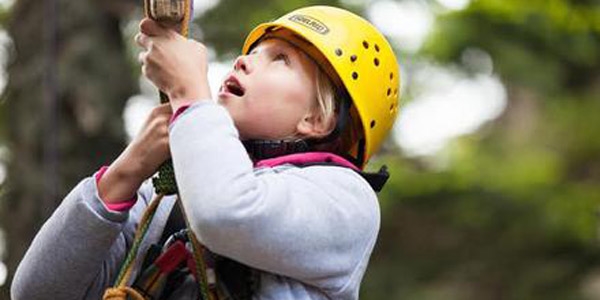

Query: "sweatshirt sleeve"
<box><xmin>169</xmin><ymin>102</ymin><xmax>380</xmax><ymax>295</ymax></box>
<box><xmin>10</xmin><ymin>175</ymin><xmax>157</xmax><ymax>300</ymax></box>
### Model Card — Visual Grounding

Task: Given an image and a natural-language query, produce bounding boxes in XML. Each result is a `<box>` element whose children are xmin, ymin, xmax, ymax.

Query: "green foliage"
<box><xmin>0</xmin><ymin>5</ymin><xmax>9</xmax><ymax>27</ymax></box>
<box><xmin>423</xmin><ymin>0</ymin><xmax>600</xmax><ymax>94</ymax></box>
<box><xmin>361</xmin><ymin>0</ymin><xmax>600</xmax><ymax>298</ymax></box>
<box><xmin>364</xmin><ymin>149</ymin><xmax>600</xmax><ymax>299</ymax></box>
<box><xmin>1</xmin><ymin>0</ymin><xmax>598</xmax><ymax>298</ymax></box>
<box><xmin>197</xmin><ymin>0</ymin><xmax>348</xmax><ymax>59</ymax></box>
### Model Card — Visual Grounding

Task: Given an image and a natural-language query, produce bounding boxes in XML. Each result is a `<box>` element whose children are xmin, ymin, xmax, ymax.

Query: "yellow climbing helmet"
<box><xmin>242</xmin><ymin>6</ymin><xmax>400</xmax><ymax>167</ymax></box>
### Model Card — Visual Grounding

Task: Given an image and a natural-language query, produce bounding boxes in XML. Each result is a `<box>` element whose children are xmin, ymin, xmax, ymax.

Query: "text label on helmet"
<box><xmin>288</xmin><ymin>15</ymin><xmax>329</xmax><ymax>35</ymax></box>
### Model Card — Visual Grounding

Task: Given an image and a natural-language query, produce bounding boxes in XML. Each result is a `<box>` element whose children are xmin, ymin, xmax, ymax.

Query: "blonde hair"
<box><xmin>312</xmin><ymin>64</ymin><xmax>367</xmax><ymax>164</ymax></box>
<box><xmin>313</xmin><ymin>67</ymin><xmax>338</xmax><ymax>136</ymax></box>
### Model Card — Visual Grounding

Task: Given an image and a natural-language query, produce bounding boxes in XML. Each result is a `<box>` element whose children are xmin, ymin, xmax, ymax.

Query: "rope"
<box><xmin>104</xmin><ymin>287</ymin><xmax>146</xmax><ymax>300</ymax></box>
<box><xmin>178</xmin><ymin>199</ymin><xmax>215</xmax><ymax>300</ymax></box>
<box><xmin>153</xmin><ymin>159</ymin><xmax>178</xmax><ymax>195</ymax></box>
<box><xmin>103</xmin><ymin>1</ymin><xmax>216</xmax><ymax>299</ymax></box>
<box><xmin>149</xmin><ymin>0</ymin><xmax>194</xmax><ymax>196</ymax></box>
<box><xmin>113</xmin><ymin>194</ymin><xmax>164</xmax><ymax>288</ymax></box>
<box><xmin>103</xmin><ymin>194</ymin><xmax>215</xmax><ymax>300</ymax></box>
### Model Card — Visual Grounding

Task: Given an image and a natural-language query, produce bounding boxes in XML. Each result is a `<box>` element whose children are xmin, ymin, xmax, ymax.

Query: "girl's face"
<box><xmin>218</xmin><ymin>38</ymin><xmax>321</xmax><ymax>140</ymax></box>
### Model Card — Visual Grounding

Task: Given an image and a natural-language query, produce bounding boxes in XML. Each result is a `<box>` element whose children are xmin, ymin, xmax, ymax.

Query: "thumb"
<box><xmin>140</xmin><ymin>17</ymin><xmax>170</xmax><ymax>37</ymax></box>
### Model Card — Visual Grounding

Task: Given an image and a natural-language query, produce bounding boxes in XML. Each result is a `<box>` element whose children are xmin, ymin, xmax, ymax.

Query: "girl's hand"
<box><xmin>98</xmin><ymin>104</ymin><xmax>173</xmax><ymax>203</ymax></box>
<box><xmin>136</xmin><ymin>18</ymin><xmax>212</xmax><ymax>111</ymax></box>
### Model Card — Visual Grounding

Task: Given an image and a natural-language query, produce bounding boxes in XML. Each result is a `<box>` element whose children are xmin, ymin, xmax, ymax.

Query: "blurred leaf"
<box><xmin>197</xmin><ymin>0</ymin><xmax>353</xmax><ymax>59</ymax></box>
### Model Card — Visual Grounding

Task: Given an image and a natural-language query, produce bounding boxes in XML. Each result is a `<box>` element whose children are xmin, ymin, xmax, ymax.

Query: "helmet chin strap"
<box><xmin>243</xmin><ymin>96</ymin><xmax>351</xmax><ymax>161</ymax></box>
<box><xmin>242</xmin><ymin>139</ymin><xmax>310</xmax><ymax>161</ymax></box>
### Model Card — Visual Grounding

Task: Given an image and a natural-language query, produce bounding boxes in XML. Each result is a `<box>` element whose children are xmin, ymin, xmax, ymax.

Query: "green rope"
<box><xmin>152</xmin><ymin>159</ymin><xmax>178</xmax><ymax>195</ymax></box>
<box><xmin>152</xmin><ymin>90</ymin><xmax>178</xmax><ymax>195</ymax></box>
<box><xmin>181</xmin><ymin>203</ymin><xmax>214</xmax><ymax>300</ymax></box>
<box><xmin>147</xmin><ymin>17</ymin><xmax>213</xmax><ymax>300</ymax></box>
<box><xmin>114</xmin><ymin>195</ymin><xmax>163</xmax><ymax>286</ymax></box>
<box><xmin>144</xmin><ymin>1</ymin><xmax>214</xmax><ymax>298</ymax></box>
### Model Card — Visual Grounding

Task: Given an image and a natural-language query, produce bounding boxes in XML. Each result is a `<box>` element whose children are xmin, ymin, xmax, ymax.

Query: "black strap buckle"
<box><xmin>360</xmin><ymin>165</ymin><xmax>389</xmax><ymax>192</ymax></box>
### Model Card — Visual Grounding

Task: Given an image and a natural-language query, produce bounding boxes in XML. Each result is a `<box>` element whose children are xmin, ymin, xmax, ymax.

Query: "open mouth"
<box><xmin>223</xmin><ymin>76</ymin><xmax>245</xmax><ymax>97</ymax></box>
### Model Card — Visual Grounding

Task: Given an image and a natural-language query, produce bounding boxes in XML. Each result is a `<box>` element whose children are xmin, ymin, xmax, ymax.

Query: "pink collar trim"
<box><xmin>255</xmin><ymin>152</ymin><xmax>359</xmax><ymax>171</ymax></box>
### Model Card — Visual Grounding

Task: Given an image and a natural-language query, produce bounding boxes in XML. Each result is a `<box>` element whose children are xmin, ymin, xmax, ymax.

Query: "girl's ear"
<box><xmin>296</xmin><ymin>111</ymin><xmax>333</xmax><ymax>139</ymax></box>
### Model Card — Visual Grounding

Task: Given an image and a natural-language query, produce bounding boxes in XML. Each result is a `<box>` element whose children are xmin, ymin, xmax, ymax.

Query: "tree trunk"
<box><xmin>0</xmin><ymin>0</ymin><xmax>136</xmax><ymax>297</ymax></box>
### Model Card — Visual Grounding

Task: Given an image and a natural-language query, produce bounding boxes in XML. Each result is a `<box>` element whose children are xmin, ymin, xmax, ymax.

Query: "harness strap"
<box><xmin>359</xmin><ymin>165</ymin><xmax>389</xmax><ymax>192</ymax></box>
<box><xmin>150</xmin><ymin>201</ymin><xmax>260</xmax><ymax>299</ymax></box>
<box><xmin>103</xmin><ymin>194</ymin><xmax>216</xmax><ymax>300</ymax></box>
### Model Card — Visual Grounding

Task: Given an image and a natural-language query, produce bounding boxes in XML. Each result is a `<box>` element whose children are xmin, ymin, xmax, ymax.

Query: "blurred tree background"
<box><xmin>0</xmin><ymin>0</ymin><xmax>599</xmax><ymax>299</ymax></box>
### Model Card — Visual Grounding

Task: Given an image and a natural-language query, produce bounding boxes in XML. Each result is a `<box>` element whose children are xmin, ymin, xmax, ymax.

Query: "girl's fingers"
<box><xmin>137</xmin><ymin>51</ymin><xmax>147</xmax><ymax>64</ymax></box>
<box><xmin>141</xmin><ymin>64</ymin><xmax>149</xmax><ymax>78</ymax></box>
<box><xmin>156</xmin><ymin>103</ymin><xmax>173</xmax><ymax>114</ymax></box>
<box><xmin>135</xmin><ymin>33</ymin><xmax>150</xmax><ymax>49</ymax></box>
<box><xmin>140</xmin><ymin>17</ymin><xmax>170</xmax><ymax>37</ymax></box>
<box><xmin>150</xmin><ymin>103</ymin><xmax>173</xmax><ymax>117</ymax></box>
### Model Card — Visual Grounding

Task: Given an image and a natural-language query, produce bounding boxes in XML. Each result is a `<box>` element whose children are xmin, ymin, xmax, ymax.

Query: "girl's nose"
<box><xmin>234</xmin><ymin>55</ymin><xmax>251</xmax><ymax>74</ymax></box>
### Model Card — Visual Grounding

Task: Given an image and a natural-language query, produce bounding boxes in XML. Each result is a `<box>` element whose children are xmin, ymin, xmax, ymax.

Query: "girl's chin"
<box><xmin>217</xmin><ymin>94</ymin><xmax>241</xmax><ymax>106</ymax></box>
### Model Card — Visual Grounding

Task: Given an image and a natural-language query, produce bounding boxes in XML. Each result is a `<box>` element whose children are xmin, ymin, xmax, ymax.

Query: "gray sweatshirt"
<box><xmin>11</xmin><ymin>101</ymin><xmax>380</xmax><ymax>300</ymax></box>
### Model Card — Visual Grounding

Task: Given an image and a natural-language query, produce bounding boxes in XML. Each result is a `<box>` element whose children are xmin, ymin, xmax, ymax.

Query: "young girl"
<box><xmin>11</xmin><ymin>5</ymin><xmax>399</xmax><ymax>300</ymax></box>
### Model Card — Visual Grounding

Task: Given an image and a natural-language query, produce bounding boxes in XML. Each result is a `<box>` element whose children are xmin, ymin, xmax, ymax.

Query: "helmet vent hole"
<box><xmin>350</xmin><ymin>55</ymin><xmax>357</xmax><ymax>62</ymax></box>
<box><xmin>394</xmin><ymin>88</ymin><xmax>398</xmax><ymax>96</ymax></box>
<box><xmin>390</xmin><ymin>72</ymin><xmax>394</xmax><ymax>80</ymax></box>
<box><xmin>362</xmin><ymin>41</ymin><xmax>369</xmax><ymax>49</ymax></box>
<box><xmin>387</xmin><ymin>88</ymin><xmax>391</xmax><ymax>96</ymax></box>
<box><xmin>370</xmin><ymin>120</ymin><xmax>376</xmax><ymax>128</ymax></box>
<box><xmin>389</xmin><ymin>104</ymin><xmax>394</xmax><ymax>111</ymax></box>
<box><xmin>352</xmin><ymin>72</ymin><xmax>359</xmax><ymax>80</ymax></box>
<box><xmin>335</xmin><ymin>48</ymin><xmax>343</xmax><ymax>56</ymax></box>
<box><xmin>375</xmin><ymin>44</ymin><xmax>380</xmax><ymax>52</ymax></box>
<box><xmin>374</xmin><ymin>58</ymin><xmax>380</xmax><ymax>66</ymax></box>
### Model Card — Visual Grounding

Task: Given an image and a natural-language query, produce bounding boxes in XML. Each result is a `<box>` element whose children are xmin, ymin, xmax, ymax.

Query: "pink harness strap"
<box><xmin>255</xmin><ymin>152</ymin><xmax>359</xmax><ymax>171</ymax></box>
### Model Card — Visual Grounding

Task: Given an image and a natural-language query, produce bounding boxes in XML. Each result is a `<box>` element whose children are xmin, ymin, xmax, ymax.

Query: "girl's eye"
<box><xmin>273</xmin><ymin>53</ymin><xmax>290</xmax><ymax>64</ymax></box>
